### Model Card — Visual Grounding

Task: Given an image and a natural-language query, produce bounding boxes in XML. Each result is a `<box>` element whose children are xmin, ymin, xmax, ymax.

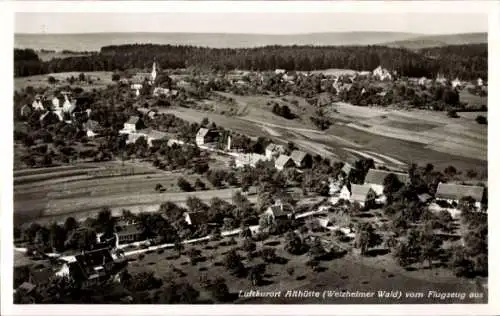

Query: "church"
<box><xmin>130</xmin><ymin>61</ymin><xmax>158</xmax><ymax>96</ymax></box>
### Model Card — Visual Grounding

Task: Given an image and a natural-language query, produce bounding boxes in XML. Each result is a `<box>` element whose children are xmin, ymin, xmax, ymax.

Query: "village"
<box><xmin>13</xmin><ymin>57</ymin><xmax>488</xmax><ymax>304</ymax></box>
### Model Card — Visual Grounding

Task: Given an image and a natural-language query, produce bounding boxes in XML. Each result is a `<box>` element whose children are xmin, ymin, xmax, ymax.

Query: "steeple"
<box><xmin>151</xmin><ymin>59</ymin><xmax>157</xmax><ymax>83</ymax></box>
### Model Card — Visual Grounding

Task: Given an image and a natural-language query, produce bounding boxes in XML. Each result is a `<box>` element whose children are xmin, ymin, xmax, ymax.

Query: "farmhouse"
<box><xmin>122</xmin><ymin>116</ymin><xmax>146</xmax><ymax>133</ymax></box>
<box><xmin>115</xmin><ymin>223</ymin><xmax>143</xmax><ymax>244</ymax></box>
<box><xmin>137</xmin><ymin>107</ymin><xmax>157</xmax><ymax>119</ymax></box>
<box><xmin>58</xmin><ymin>248</ymin><xmax>115</xmax><ymax>288</ymax></box>
<box><xmin>339</xmin><ymin>184</ymin><xmax>376</xmax><ymax>207</ymax></box>
<box><xmin>265</xmin><ymin>143</ymin><xmax>286</xmax><ymax>160</ymax></box>
<box><xmin>262</xmin><ymin>200</ymin><xmax>295</xmax><ymax>224</ymax></box>
<box><xmin>184</xmin><ymin>211</ymin><xmax>208</xmax><ymax>226</ymax></box>
<box><xmin>274</xmin><ymin>154</ymin><xmax>295</xmax><ymax>171</ymax></box>
<box><xmin>290</xmin><ymin>150</ymin><xmax>312</xmax><ymax>169</ymax></box>
<box><xmin>435</xmin><ymin>183</ymin><xmax>485</xmax><ymax>210</ymax></box>
<box><xmin>196</xmin><ymin>128</ymin><xmax>220</xmax><ymax>146</ymax></box>
<box><xmin>364</xmin><ymin>169</ymin><xmax>410</xmax><ymax>196</ymax></box>
<box><xmin>146</xmin><ymin>129</ymin><xmax>168</xmax><ymax>147</ymax></box>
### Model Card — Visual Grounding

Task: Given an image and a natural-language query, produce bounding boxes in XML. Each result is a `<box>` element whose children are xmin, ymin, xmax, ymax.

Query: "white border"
<box><xmin>2</xmin><ymin>1</ymin><xmax>500</xmax><ymax>316</ymax></box>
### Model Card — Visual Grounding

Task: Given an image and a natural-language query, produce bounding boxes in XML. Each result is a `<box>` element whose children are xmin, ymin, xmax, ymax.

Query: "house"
<box><xmin>167</xmin><ymin>139</ymin><xmax>185</xmax><ymax>147</ymax></box>
<box><xmin>184</xmin><ymin>211</ymin><xmax>208</xmax><ymax>226</ymax></box>
<box><xmin>131</xmin><ymin>83</ymin><xmax>143</xmax><ymax>91</ymax></box>
<box><xmin>32</xmin><ymin>96</ymin><xmax>44</xmax><ymax>111</ymax></box>
<box><xmin>290</xmin><ymin>150</ymin><xmax>312</xmax><ymax>169</ymax></box>
<box><xmin>435</xmin><ymin>183</ymin><xmax>485</xmax><ymax>209</ymax></box>
<box><xmin>340</xmin><ymin>184</ymin><xmax>376</xmax><ymax>207</ymax></box>
<box><xmin>115</xmin><ymin>223</ymin><xmax>143</xmax><ymax>244</ymax></box>
<box><xmin>20</xmin><ymin>104</ymin><xmax>32</xmax><ymax>118</ymax></box>
<box><xmin>235</xmin><ymin>153</ymin><xmax>269</xmax><ymax>168</ymax></box>
<box><xmin>339</xmin><ymin>163</ymin><xmax>352</xmax><ymax>180</ymax></box>
<box><xmin>372</xmin><ymin>66</ymin><xmax>393</xmax><ymax>81</ymax></box>
<box><xmin>122</xmin><ymin>116</ymin><xmax>146</xmax><ymax>133</ymax></box>
<box><xmin>275</xmin><ymin>69</ymin><xmax>286</xmax><ymax>75</ymax></box>
<box><xmin>274</xmin><ymin>154</ymin><xmax>295</xmax><ymax>171</ymax></box>
<box><xmin>137</xmin><ymin>107</ymin><xmax>157</xmax><ymax>119</ymax></box>
<box><xmin>153</xmin><ymin>87</ymin><xmax>171</xmax><ymax>97</ymax></box>
<box><xmin>452</xmin><ymin>78</ymin><xmax>462</xmax><ymax>89</ymax></box>
<box><xmin>418</xmin><ymin>77</ymin><xmax>427</xmax><ymax>86</ymax></box>
<box><xmin>62</xmin><ymin>95</ymin><xmax>77</xmax><ymax>114</ymax></box>
<box><xmin>477</xmin><ymin>78</ymin><xmax>483</xmax><ymax>87</ymax></box>
<box><xmin>364</xmin><ymin>169</ymin><xmax>410</xmax><ymax>196</ymax></box>
<box><xmin>40</xmin><ymin>111</ymin><xmax>62</xmax><ymax>125</ymax></box>
<box><xmin>196</xmin><ymin>128</ymin><xmax>219</xmax><ymax>146</ymax></box>
<box><xmin>436</xmin><ymin>73</ymin><xmax>448</xmax><ymax>85</ymax></box>
<box><xmin>262</xmin><ymin>200</ymin><xmax>295</xmax><ymax>223</ymax></box>
<box><xmin>59</xmin><ymin>248</ymin><xmax>115</xmax><ymax>288</ymax></box>
<box><xmin>265</xmin><ymin>143</ymin><xmax>285</xmax><ymax>160</ymax></box>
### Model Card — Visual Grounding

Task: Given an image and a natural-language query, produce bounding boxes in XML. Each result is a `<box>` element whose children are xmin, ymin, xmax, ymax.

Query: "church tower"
<box><xmin>151</xmin><ymin>60</ymin><xmax>158</xmax><ymax>84</ymax></box>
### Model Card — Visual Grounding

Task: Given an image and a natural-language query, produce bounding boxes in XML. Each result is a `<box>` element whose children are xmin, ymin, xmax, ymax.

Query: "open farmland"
<box><xmin>13</xmin><ymin>163</ymin><xmax>243</xmax><ymax>225</ymax></box>
<box><xmin>14</xmin><ymin>71</ymin><xmax>115</xmax><ymax>92</ymax></box>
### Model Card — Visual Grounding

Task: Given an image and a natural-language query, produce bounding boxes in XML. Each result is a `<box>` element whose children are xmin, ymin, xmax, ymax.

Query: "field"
<box><xmin>13</xmin><ymin>161</ymin><xmax>245</xmax><ymax>226</ymax></box>
<box><xmin>14</xmin><ymin>71</ymin><xmax>115</xmax><ymax>92</ymax></box>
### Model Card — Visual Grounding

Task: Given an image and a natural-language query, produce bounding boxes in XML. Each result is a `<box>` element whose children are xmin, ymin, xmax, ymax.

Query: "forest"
<box><xmin>14</xmin><ymin>43</ymin><xmax>487</xmax><ymax>80</ymax></box>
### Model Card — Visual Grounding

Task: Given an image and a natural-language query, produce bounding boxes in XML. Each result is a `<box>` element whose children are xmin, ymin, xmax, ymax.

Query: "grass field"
<box><xmin>14</xmin><ymin>71</ymin><xmax>115</xmax><ymax>92</ymax></box>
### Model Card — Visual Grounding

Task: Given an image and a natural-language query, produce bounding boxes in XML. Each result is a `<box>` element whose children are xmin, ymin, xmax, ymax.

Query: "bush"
<box><xmin>447</xmin><ymin>110</ymin><xmax>459</xmax><ymax>118</ymax></box>
<box><xmin>476</xmin><ymin>115</ymin><xmax>487</xmax><ymax>125</ymax></box>
<box><xmin>177</xmin><ymin>177</ymin><xmax>194</xmax><ymax>192</ymax></box>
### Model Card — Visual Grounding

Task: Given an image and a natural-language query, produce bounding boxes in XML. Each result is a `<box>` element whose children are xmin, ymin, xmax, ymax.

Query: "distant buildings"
<box><xmin>274</xmin><ymin>155</ymin><xmax>295</xmax><ymax>171</ymax></box>
<box><xmin>372</xmin><ymin>66</ymin><xmax>393</xmax><ymax>81</ymax></box>
<box><xmin>452</xmin><ymin>78</ymin><xmax>462</xmax><ymax>89</ymax></box>
<box><xmin>339</xmin><ymin>184</ymin><xmax>376</xmax><ymax>207</ymax></box>
<box><xmin>262</xmin><ymin>200</ymin><xmax>295</xmax><ymax>224</ymax></box>
<box><xmin>235</xmin><ymin>153</ymin><xmax>269</xmax><ymax>168</ymax></box>
<box><xmin>122</xmin><ymin>116</ymin><xmax>146</xmax><ymax>133</ymax></box>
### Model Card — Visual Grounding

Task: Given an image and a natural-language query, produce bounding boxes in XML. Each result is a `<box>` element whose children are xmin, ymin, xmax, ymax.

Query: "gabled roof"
<box><xmin>341</xmin><ymin>163</ymin><xmax>353</xmax><ymax>175</ymax></box>
<box><xmin>74</xmin><ymin>248</ymin><xmax>114</xmax><ymax>277</ymax></box>
<box><xmin>290</xmin><ymin>150</ymin><xmax>310</xmax><ymax>165</ymax></box>
<box><xmin>196</xmin><ymin>128</ymin><xmax>210</xmax><ymax>138</ymax></box>
<box><xmin>266</xmin><ymin>202</ymin><xmax>294</xmax><ymax>218</ymax></box>
<box><xmin>125</xmin><ymin>116</ymin><xmax>141</xmax><ymax>125</ymax></box>
<box><xmin>185</xmin><ymin>211</ymin><xmax>208</xmax><ymax>226</ymax></box>
<box><xmin>435</xmin><ymin>183</ymin><xmax>484</xmax><ymax>202</ymax></box>
<box><xmin>364</xmin><ymin>169</ymin><xmax>409</xmax><ymax>186</ymax></box>
<box><xmin>275</xmin><ymin>154</ymin><xmax>293</xmax><ymax>169</ymax></box>
<box><xmin>350</xmin><ymin>184</ymin><xmax>374</xmax><ymax>203</ymax></box>
<box><xmin>417</xmin><ymin>193</ymin><xmax>433</xmax><ymax>203</ymax></box>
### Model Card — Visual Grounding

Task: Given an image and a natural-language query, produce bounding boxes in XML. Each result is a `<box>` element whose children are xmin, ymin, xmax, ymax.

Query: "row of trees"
<box><xmin>14</xmin><ymin>44</ymin><xmax>487</xmax><ymax>80</ymax></box>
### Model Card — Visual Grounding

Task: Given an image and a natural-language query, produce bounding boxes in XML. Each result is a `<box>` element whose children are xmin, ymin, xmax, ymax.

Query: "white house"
<box><xmin>372</xmin><ymin>66</ymin><xmax>393</xmax><ymax>81</ymax></box>
<box><xmin>339</xmin><ymin>184</ymin><xmax>376</xmax><ymax>207</ymax></box>
<box><xmin>32</xmin><ymin>97</ymin><xmax>44</xmax><ymax>111</ymax></box>
<box><xmin>184</xmin><ymin>211</ymin><xmax>208</xmax><ymax>226</ymax></box>
<box><xmin>62</xmin><ymin>95</ymin><xmax>77</xmax><ymax>114</ymax></box>
<box><xmin>235</xmin><ymin>153</ymin><xmax>268</xmax><ymax>168</ymax></box>
<box><xmin>452</xmin><ymin>78</ymin><xmax>462</xmax><ymax>89</ymax></box>
<box><xmin>435</xmin><ymin>183</ymin><xmax>485</xmax><ymax>210</ymax></box>
<box><xmin>262</xmin><ymin>200</ymin><xmax>295</xmax><ymax>224</ymax></box>
<box><xmin>265</xmin><ymin>143</ymin><xmax>285</xmax><ymax>160</ymax></box>
<box><xmin>122</xmin><ymin>116</ymin><xmax>145</xmax><ymax>133</ymax></box>
<box><xmin>477</xmin><ymin>78</ymin><xmax>484</xmax><ymax>87</ymax></box>
<box><xmin>418</xmin><ymin>77</ymin><xmax>427</xmax><ymax>86</ymax></box>
<box><xmin>195</xmin><ymin>128</ymin><xmax>219</xmax><ymax>146</ymax></box>
<box><xmin>364</xmin><ymin>169</ymin><xmax>410</xmax><ymax>196</ymax></box>
<box><xmin>275</xmin><ymin>69</ymin><xmax>286</xmax><ymax>75</ymax></box>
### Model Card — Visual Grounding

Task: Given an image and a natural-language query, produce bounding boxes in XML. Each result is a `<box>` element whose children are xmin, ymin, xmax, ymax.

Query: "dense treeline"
<box><xmin>14</xmin><ymin>43</ymin><xmax>487</xmax><ymax>80</ymax></box>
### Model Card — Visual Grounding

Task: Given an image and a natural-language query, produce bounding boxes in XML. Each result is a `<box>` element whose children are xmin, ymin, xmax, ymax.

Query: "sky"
<box><xmin>15</xmin><ymin>12</ymin><xmax>488</xmax><ymax>35</ymax></box>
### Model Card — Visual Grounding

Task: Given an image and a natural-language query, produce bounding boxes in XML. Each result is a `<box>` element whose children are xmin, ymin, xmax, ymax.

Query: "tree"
<box><xmin>418</xmin><ymin>225</ymin><xmax>443</xmax><ymax>269</ymax></box>
<box><xmin>284</xmin><ymin>231</ymin><xmax>307</xmax><ymax>255</ymax></box>
<box><xmin>308</xmin><ymin>238</ymin><xmax>326</xmax><ymax>260</ymax></box>
<box><xmin>444</xmin><ymin>165</ymin><xmax>457</xmax><ymax>178</ymax></box>
<box><xmin>177</xmin><ymin>177</ymin><xmax>193</xmax><ymax>192</ymax></box>
<box><xmin>242</xmin><ymin>239</ymin><xmax>256</xmax><ymax>253</ymax></box>
<box><xmin>248</xmin><ymin>264</ymin><xmax>266</xmax><ymax>286</ymax></box>
<box><xmin>111</xmin><ymin>73</ymin><xmax>120</xmax><ymax>81</ymax></box>
<box><xmin>261</xmin><ymin>247</ymin><xmax>277</xmax><ymax>263</ymax></box>
<box><xmin>78</xmin><ymin>72</ymin><xmax>86</xmax><ymax>82</ymax></box>
<box><xmin>224</xmin><ymin>249</ymin><xmax>246</xmax><ymax>277</ymax></box>
<box><xmin>476</xmin><ymin>115</ymin><xmax>487</xmax><ymax>125</ymax></box>
<box><xmin>204</xmin><ymin>278</ymin><xmax>231</xmax><ymax>302</ymax></box>
<box><xmin>356</xmin><ymin>223</ymin><xmax>382</xmax><ymax>255</ymax></box>
<box><xmin>47</xmin><ymin>76</ymin><xmax>57</xmax><ymax>85</ymax></box>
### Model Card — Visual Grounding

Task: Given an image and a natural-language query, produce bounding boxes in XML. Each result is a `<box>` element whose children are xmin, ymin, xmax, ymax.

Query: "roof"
<box><xmin>350</xmin><ymin>184</ymin><xmax>374</xmax><ymax>203</ymax></box>
<box><xmin>137</xmin><ymin>107</ymin><xmax>153</xmax><ymax>115</ymax></box>
<box><xmin>435</xmin><ymin>183</ymin><xmax>484</xmax><ymax>202</ymax></box>
<box><xmin>364</xmin><ymin>169</ymin><xmax>409</xmax><ymax>186</ymax></box>
<box><xmin>290</xmin><ymin>150</ymin><xmax>309</xmax><ymax>165</ymax></box>
<box><xmin>417</xmin><ymin>193</ymin><xmax>433</xmax><ymax>203</ymax></box>
<box><xmin>275</xmin><ymin>154</ymin><xmax>293</xmax><ymax>169</ymax></box>
<box><xmin>29</xmin><ymin>267</ymin><xmax>52</xmax><ymax>285</ymax></box>
<box><xmin>196</xmin><ymin>128</ymin><xmax>210</xmax><ymax>138</ymax></box>
<box><xmin>126</xmin><ymin>116</ymin><xmax>141</xmax><ymax>125</ymax></box>
<box><xmin>265</xmin><ymin>143</ymin><xmax>285</xmax><ymax>153</ymax></box>
<box><xmin>147</xmin><ymin>129</ymin><xmax>168</xmax><ymax>140</ymax></box>
<box><xmin>341</xmin><ymin>163</ymin><xmax>352</xmax><ymax>175</ymax></box>
<box><xmin>266</xmin><ymin>202</ymin><xmax>294</xmax><ymax>218</ymax></box>
<box><xmin>185</xmin><ymin>211</ymin><xmax>208</xmax><ymax>226</ymax></box>
<box><xmin>74</xmin><ymin>248</ymin><xmax>114</xmax><ymax>277</ymax></box>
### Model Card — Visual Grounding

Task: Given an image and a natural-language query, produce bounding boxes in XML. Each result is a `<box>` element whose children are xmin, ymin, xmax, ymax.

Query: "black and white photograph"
<box><xmin>2</xmin><ymin>0</ymin><xmax>498</xmax><ymax>314</ymax></box>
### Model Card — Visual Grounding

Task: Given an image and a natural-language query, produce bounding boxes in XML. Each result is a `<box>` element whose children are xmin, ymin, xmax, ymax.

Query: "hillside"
<box><xmin>383</xmin><ymin>32</ymin><xmax>487</xmax><ymax>50</ymax></box>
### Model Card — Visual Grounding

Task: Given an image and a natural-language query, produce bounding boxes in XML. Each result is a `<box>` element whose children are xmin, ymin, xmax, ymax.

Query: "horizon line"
<box><xmin>14</xmin><ymin>31</ymin><xmax>487</xmax><ymax>36</ymax></box>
